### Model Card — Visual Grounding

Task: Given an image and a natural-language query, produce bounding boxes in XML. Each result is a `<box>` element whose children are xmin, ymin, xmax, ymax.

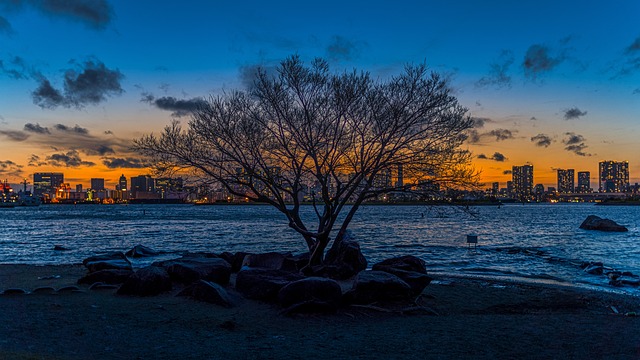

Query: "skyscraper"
<box><xmin>512</xmin><ymin>165</ymin><xmax>534</xmax><ymax>201</ymax></box>
<box><xmin>577</xmin><ymin>171</ymin><xmax>590</xmax><ymax>193</ymax></box>
<box><xmin>90</xmin><ymin>178</ymin><xmax>105</xmax><ymax>191</ymax></box>
<box><xmin>599</xmin><ymin>161</ymin><xmax>629</xmax><ymax>192</ymax></box>
<box><xmin>130</xmin><ymin>175</ymin><xmax>155</xmax><ymax>196</ymax></box>
<box><xmin>33</xmin><ymin>172</ymin><xmax>64</xmax><ymax>197</ymax></box>
<box><xmin>117</xmin><ymin>174</ymin><xmax>127</xmax><ymax>192</ymax></box>
<box><xmin>557</xmin><ymin>169</ymin><xmax>575</xmax><ymax>193</ymax></box>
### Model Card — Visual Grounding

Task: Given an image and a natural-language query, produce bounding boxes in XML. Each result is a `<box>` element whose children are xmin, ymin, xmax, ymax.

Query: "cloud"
<box><xmin>32</xmin><ymin>59</ymin><xmax>124</xmax><ymax>109</ymax></box>
<box><xmin>142</xmin><ymin>94</ymin><xmax>207</xmax><ymax>117</ymax></box>
<box><xmin>53</xmin><ymin>123</ymin><xmax>89</xmax><ymax>135</ymax></box>
<box><xmin>476</xmin><ymin>50</ymin><xmax>513</xmax><ymax>89</ymax></box>
<box><xmin>0</xmin><ymin>160</ymin><xmax>23</xmax><ymax>178</ymax></box>
<box><xmin>488</xmin><ymin>129</ymin><xmax>514</xmax><ymax>141</ymax></box>
<box><xmin>24</xmin><ymin>123</ymin><xmax>51</xmax><ymax>134</ymax></box>
<box><xmin>104</xmin><ymin>130</ymin><xmax>113</xmax><ymax>135</ymax></box>
<box><xmin>562</xmin><ymin>132</ymin><xmax>590</xmax><ymax>156</ymax></box>
<box><xmin>238</xmin><ymin>63</ymin><xmax>279</xmax><ymax>90</ymax></box>
<box><xmin>530</xmin><ymin>133</ymin><xmax>552</xmax><ymax>147</ymax></box>
<box><xmin>563</xmin><ymin>107</ymin><xmax>587</xmax><ymax>120</ymax></box>
<box><xmin>503</xmin><ymin>170</ymin><xmax>512</xmax><ymax>175</ymax></box>
<box><xmin>523</xmin><ymin>44</ymin><xmax>565</xmax><ymax>79</ymax></box>
<box><xmin>326</xmin><ymin>35</ymin><xmax>365</xmax><ymax>62</ymax></box>
<box><xmin>0</xmin><ymin>129</ymin><xmax>29</xmax><ymax>141</ymax></box>
<box><xmin>625</xmin><ymin>37</ymin><xmax>640</xmax><ymax>55</ymax></box>
<box><xmin>2</xmin><ymin>0</ymin><xmax>113</xmax><ymax>30</ymax></box>
<box><xmin>42</xmin><ymin>150</ymin><xmax>96</xmax><ymax>167</ymax></box>
<box><xmin>0</xmin><ymin>15</ymin><xmax>13</xmax><ymax>35</ymax></box>
<box><xmin>470</xmin><ymin>117</ymin><xmax>492</xmax><ymax>128</ymax></box>
<box><xmin>102</xmin><ymin>157</ymin><xmax>150</xmax><ymax>169</ymax></box>
<box><xmin>0</xmin><ymin>56</ymin><xmax>30</xmax><ymax>79</ymax></box>
<box><xmin>530</xmin><ymin>116</ymin><xmax>537</xmax><ymax>120</ymax></box>
<box><xmin>477</xmin><ymin>152</ymin><xmax>507</xmax><ymax>162</ymax></box>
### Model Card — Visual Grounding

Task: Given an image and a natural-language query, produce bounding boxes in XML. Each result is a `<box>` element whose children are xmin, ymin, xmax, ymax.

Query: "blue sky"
<box><xmin>1</xmin><ymin>0</ymin><xmax>639</xmax><ymax>187</ymax></box>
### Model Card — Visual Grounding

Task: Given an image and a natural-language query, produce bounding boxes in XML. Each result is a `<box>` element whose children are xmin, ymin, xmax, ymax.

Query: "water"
<box><xmin>1</xmin><ymin>203</ymin><xmax>639</xmax><ymax>293</ymax></box>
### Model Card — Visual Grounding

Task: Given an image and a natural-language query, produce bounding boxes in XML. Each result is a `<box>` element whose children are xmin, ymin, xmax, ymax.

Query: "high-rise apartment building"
<box><xmin>117</xmin><ymin>174</ymin><xmax>127</xmax><ymax>192</ymax></box>
<box><xmin>512</xmin><ymin>165</ymin><xmax>534</xmax><ymax>201</ymax></box>
<box><xmin>599</xmin><ymin>161</ymin><xmax>629</xmax><ymax>192</ymax></box>
<box><xmin>557</xmin><ymin>169</ymin><xmax>575</xmax><ymax>193</ymax></box>
<box><xmin>577</xmin><ymin>171</ymin><xmax>590</xmax><ymax>193</ymax></box>
<box><xmin>33</xmin><ymin>172</ymin><xmax>64</xmax><ymax>197</ymax></box>
<box><xmin>491</xmin><ymin>182</ymin><xmax>499</xmax><ymax>195</ymax></box>
<box><xmin>130</xmin><ymin>175</ymin><xmax>155</xmax><ymax>196</ymax></box>
<box><xmin>90</xmin><ymin>178</ymin><xmax>105</xmax><ymax>191</ymax></box>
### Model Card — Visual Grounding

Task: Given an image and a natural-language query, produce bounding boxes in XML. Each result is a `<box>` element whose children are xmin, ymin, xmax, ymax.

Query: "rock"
<box><xmin>2</xmin><ymin>288</ymin><xmax>27</xmax><ymax>295</ymax></box>
<box><xmin>278</xmin><ymin>277</ymin><xmax>342</xmax><ymax>309</ymax></box>
<box><xmin>241</xmin><ymin>252</ymin><xmax>292</xmax><ymax>270</ymax></box>
<box><xmin>619</xmin><ymin>275</ymin><xmax>640</xmax><ymax>286</ymax></box>
<box><xmin>117</xmin><ymin>266</ymin><xmax>172</xmax><ymax>296</ymax></box>
<box><xmin>219</xmin><ymin>252</ymin><xmax>249</xmax><ymax>273</ymax></box>
<box><xmin>177</xmin><ymin>280</ymin><xmax>234</xmax><ymax>307</ymax></box>
<box><xmin>53</xmin><ymin>245</ymin><xmax>69</xmax><ymax>251</ymax></box>
<box><xmin>372</xmin><ymin>255</ymin><xmax>427</xmax><ymax>274</ymax></box>
<box><xmin>235</xmin><ymin>268</ymin><xmax>304</xmax><ymax>302</ymax></box>
<box><xmin>156</xmin><ymin>257</ymin><xmax>231</xmax><ymax>285</ymax></box>
<box><xmin>56</xmin><ymin>286</ymin><xmax>82</xmax><ymax>293</ymax></box>
<box><xmin>281</xmin><ymin>253</ymin><xmax>310</xmax><ymax>272</ymax></box>
<box><xmin>77</xmin><ymin>269</ymin><xmax>133</xmax><ymax>285</ymax></box>
<box><xmin>323</xmin><ymin>232</ymin><xmax>368</xmax><ymax>280</ymax></box>
<box><xmin>83</xmin><ymin>252</ymin><xmax>132</xmax><ymax>273</ymax></box>
<box><xmin>372</xmin><ymin>255</ymin><xmax>432</xmax><ymax>295</ymax></box>
<box><xmin>125</xmin><ymin>245</ymin><xmax>159</xmax><ymax>258</ymax></box>
<box><xmin>89</xmin><ymin>283</ymin><xmax>119</xmax><ymax>290</ymax></box>
<box><xmin>579</xmin><ymin>215</ymin><xmax>628</xmax><ymax>232</ymax></box>
<box><xmin>346</xmin><ymin>270</ymin><xmax>412</xmax><ymax>304</ymax></box>
<box><xmin>31</xmin><ymin>287</ymin><xmax>56</xmax><ymax>294</ymax></box>
<box><xmin>584</xmin><ymin>263</ymin><xmax>604</xmax><ymax>275</ymax></box>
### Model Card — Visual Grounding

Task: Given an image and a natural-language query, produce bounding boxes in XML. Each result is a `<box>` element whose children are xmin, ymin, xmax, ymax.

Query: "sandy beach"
<box><xmin>1</xmin><ymin>264</ymin><xmax>639</xmax><ymax>359</ymax></box>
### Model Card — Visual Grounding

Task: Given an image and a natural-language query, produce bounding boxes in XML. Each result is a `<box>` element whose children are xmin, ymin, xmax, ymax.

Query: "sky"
<box><xmin>0</xmin><ymin>0</ymin><xmax>639</xmax><ymax>189</ymax></box>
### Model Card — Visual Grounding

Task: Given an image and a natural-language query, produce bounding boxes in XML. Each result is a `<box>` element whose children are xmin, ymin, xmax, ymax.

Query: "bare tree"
<box><xmin>134</xmin><ymin>56</ymin><xmax>477</xmax><ymax>268</ymax></box>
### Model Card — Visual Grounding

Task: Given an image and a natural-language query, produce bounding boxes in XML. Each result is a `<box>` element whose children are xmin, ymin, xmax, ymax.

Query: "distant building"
<box><xmin>512</xmin><ymin>165</ymin><xmax>534</xmax><ymax>201</ymax></box>
<box><xmin>33</xmin><ymin>172</ymin><xmax>64</xmax><ymax>197</ymax></box>
<box><xmin>117</xmin><ymin>174</ymin><xmax>127</xmax><ymax>192</ymax></box>
<box><xmin>395</xmin><ymin>164</ymin><xmax>404</xmax><ymax>188</ymax></box>
<box><xmin>90</xmin><ymin>178</ymin><xmax>105</xmax><ymax>191</ymax></box>
<box><xmin>506</xmin><ymin>181</ymin><xmax>514</xmax><ymax>198</ymax></box>
<box><xmin>491</xmin><ymin>182</ymin><xmax>499</xmax><ymax>196</ymax></box>
<box><xmin>599</xmin><ymin>160</ymin><xmax>629</xmax><ymax>192</ymax></box>
<box><xmin>130</xmin><ymin>175</ymin><xmax>155</xmax><ymax>198</ymax></box>
<box><xmin>76</xmin><ymin>184</ymin><xmax>83</xmax><ymax>193</ymax></box>
<box><xmin>557</xmin><ymin>169</ymin><xmax>575</xmax><ymax>193</ymax></box>
<box><xmin>577</xmin><ymin>171</ymin><xmax>590</xmax><ymax>193</ymax></box>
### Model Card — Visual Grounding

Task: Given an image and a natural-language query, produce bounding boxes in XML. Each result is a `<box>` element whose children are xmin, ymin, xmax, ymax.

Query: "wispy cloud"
<box><xmin>24</xmin><ymin>123</ymin><xmax>51</xmax><ymax>134</ymax></box>
<box><xmin>1</xmin><ymin>0</ymin><xmax>113</xmax><ymax>32</ymax></box>
<box><xmin>523</xmin><ymin>44</ymin><xmax>566</xmax><ymax>79</ymax></box>
<box><xmin>0</xmin><ymin>15</ymin><xmax>13</xmax><ymax>35</ymax></box>
<box><xmin>477</xmin><ymin>152</ymin><xmax>507</xmax><ymax>162</ymax></box>
<box><xmin>0</xmin><ymin>160</ymin><xmax>23</xmax><ymax>178</ymax></box>
<box><xmin>326</xmin><ymin>35</ymin><xmax>366</xmax><ymax>62</ymax></box>
<box><xmin>563</xmin><ymin>107</ymin><xmax>587</xmax><ymax>120</ymax></box>
<box><xmin>466</xmin><ymin>128</ymin><xmax>516</xmax><ymax>144</ymax></box>
<box><xmin>32</xmin><ymin>150</ymin><xmax>96</xmax><ymax>167</ymax></box>
<box><xmin>32</xmin><ymin>59</ymin><xmax>124</xmax><ymax>109</ymax></box>
<box><xmin>530</xmin><ymin>133</ymin><xmax>552</xmax><ymax>147</ymax></box>
<box><xmin>102</xmin><ymin>157</ymin><xmax>150</xmax><ymax>169</ymax></box>
<box><xmin>503</xmin><ymin>170</ymin><xmax>512</xmax><ymax>175</ymax></box>
<box><xmin>0</xmin><ymin>129</ymin><xmax>29</xmax><ymax>141</ymax></box>
<box><xmin>562</xmin><ymin>132</ymin><xmax>590</xmax><ymax>156</ymax></box>
<box><xmin>476</xmin><ymin>50</ymin><xmax>513</xmax><ymax>89</ymax></box>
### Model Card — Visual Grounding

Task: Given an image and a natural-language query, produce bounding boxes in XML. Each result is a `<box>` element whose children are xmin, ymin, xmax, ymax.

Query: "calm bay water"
<box><xmin>1</xmin><ymin>203</ymin><xmax>639</xmax><ymax>293</ymax></box>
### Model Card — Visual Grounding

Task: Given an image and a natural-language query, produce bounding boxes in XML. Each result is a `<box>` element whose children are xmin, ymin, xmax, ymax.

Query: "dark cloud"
<box><xmin>0</xmin><ymin>160</ymin><xmax>23</xmax><ymax>178</ymax></box>
<box><xmin>503</xmin><ymin>170</ymin><xmax>512</xmax><ymax>175</ymax></box>
<box><xmin>85</xmin><ymin>144</ymin><xmax>114</xmax><ymax>156</ymax></box>
<box><xmin>326</xmin><ymin>35</ymin><xmax>364</xmax><ymax>62</ymax></box>
<box><xmin>4</xmin><ymin>0</ymin><xmax>113</xmax><ymax>29</ymax></box>
<box><xmin>32</xmin><ymin>59</ymin><xmax>124</xmax><ymax>109</ymax></box>
<box><xmin>54</xmin><ymin>123</ymin><xmax>89</xmax><ymax>135</ymax></box>
<box><xmin>0</xmin><ymin>56</ymin><xmax>31</xmax><ymax>79</ymax></box>
<box><xmin>465</xmin><ymin>129</ymin><xmax>481</xmax><ymax>143</ymax></box>
<box><xmin>531</xmin><ymin>134</ymin><xmax>552</xmax><ymax>147</ymax></box>
<box><xmin>562</xmin><ymin>132</ymin><xmax>590</xmax><ymax>156</ymax></box>
<box><xmin>477</xmin><ymin>152</ymin><xmax>506</xmax><ymax>162</ymax></box>
<box><xmin>470</xmin><ymin>117</ymin><xmax>492</xmax><ymax>128</ymax></box>
<box><xmin>625</xmin><ymin>37</ymin><xmax>640</xmax><ymax>55</ymax></box>
<box><xmin>476</xmin><ymin>50</ymin><xmax>513</xmax><ymax>89</ymax></box>
<box><xmin>563</xmin><ymin>107</ymin><xmax>587</xmax><ymax>120</ymax></box>
<box><xmin>523</xmin><ymin>44</ymin><xmax>565</xmax><ymax>79</ymax></box>
<box><xmin>530</xmin><ymin>116</ymin><xmax>537</xmax><ymax>121</ymax></box>
<box><xmin>562</xmin><ymin>132</ymin><xmax>584</xmax><ymax>145</ymax></box>
<box><xmin>238</xmin><ymin>63</ymin><xmax>278</xmax><ymax>90</ymax></box>
<box><xmin>43</xmin><ymin>150</ymin><xmax>95</xmax><ymax>167</ymax></box>
<box><xmin>142</xmin><ymin>94</ymin><xmax>207</xmax><ymax>117</ymax></box>
<box><xmin>104</xmin><ymin>130</ymin><xmax>113</xmax><ymax>135</ymax></box>
<box><xmin>488</xmin><ymin>129</ymin><xmax>514</xmax><ymax>141</ymax></box>
<box><xmin>0</xmin><ymin>15</ymin><xmax>13</xmax><ymax>35</ymax></box>
<box><xmin>24</xmin><ymin>123</ymin><xmax>51</xmax><ymax>134</ymax></box>
<box><xmin>28</xmin><ymin>154</ymin><xmax>40</xmax><ymax>167</ymax></box>
<box><xmin>102</xmin><ymin>157</ymin><xmax>149</xmax><ymax>169</ymax></box>
<box><xmin>614</xmin><ymin>37</ymin><xmax>640</xmax><ymax>77</ymax></box>
<box><xmin>634</xmin><ymin>88</ymin><xmax>640</xmax><ymax>95</ymax></box>
<box><xmin>0</xmin><ymin>129</ymin><xmax>29</xmax><ymax>141</ymax></box>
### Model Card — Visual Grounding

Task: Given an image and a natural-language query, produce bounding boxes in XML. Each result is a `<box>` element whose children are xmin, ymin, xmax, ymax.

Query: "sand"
<box><xmin>1</xmin><ymin>264</ymin><xmax>640</xmax><ymax>359</ymax></box>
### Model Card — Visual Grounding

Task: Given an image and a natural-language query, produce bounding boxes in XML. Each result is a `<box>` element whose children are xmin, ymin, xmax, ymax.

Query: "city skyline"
<box><xmin>1</xmin><ymin>1</ymin><xmax>639</xmax><ymax>188</ymax></box>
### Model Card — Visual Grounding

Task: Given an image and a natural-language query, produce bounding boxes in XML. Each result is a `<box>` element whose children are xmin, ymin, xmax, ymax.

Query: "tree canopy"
<box><xmin>135</xmin><ymin>56</ymin><xmax>477</xmax><ymax>267</ymax></box>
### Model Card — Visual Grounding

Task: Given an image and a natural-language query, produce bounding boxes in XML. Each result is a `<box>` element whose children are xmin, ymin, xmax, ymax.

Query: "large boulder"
<box><xmin>155</xmin><ymin>257</ymin><xmax>231</xmax><ymax>285</ymax></box>
<box><xmin>125</xmin><ymin>245</ymin><xmax>159</xmax><ymax>258</ymax></box>
<box><xmin>281</xmin><ymin>253</ymin><xmax>311</xmax><ymax>272</ymax></box>
<box><xmin>235</xmin><ymin>268</ymin><xmax>304</xmax><ymax>302</ymax></box>
<box><xmin>579</xmin><ymin>215</ymin><xmax>628</xmax><ymax>232</ymax></box>
<box><xmin>278</xmin><ymin>277</ymin><xmax>343</xmax><ymax>310</ymax></box>
<box><xmin>241</xmin><ymin>252</ymin><xmax>292</xmax><ymax>270</ymax></box>
<box><xmin>78</xmin><ymin>269</ymin><xmax>133</xmax><ymax>285</ymax></box>
<box><xmin>83</xmin><ymin>252</ymin><xmax>132</xmax><ymax>273</ymax></box>
<box><xmin>372</xmin><ymin>255</ymin><xmax>432</xmax><ymax>295</ymax></box>
<box><xmin>346</xmin><ymin>270</ymin><xmax>412</xmax><ymax>304</ymax></box>
<box><xmin>117</xmin><ymin>266</ymin><xmax>171</xmax><ymax>296</ymax></box>
<box><xmin>219</xmin><ymin>252</ymin><xmax>249</xmax><ymax>273</ymax></box>
<box><xmin>323</xmin><ymin>233</ymin><xmax>367</xmax><ymax>280</ymax></box>
<box><xmin>177</xmin><ymin>280</ymin><xmax>235</xmax><ymax>307</ymax></box>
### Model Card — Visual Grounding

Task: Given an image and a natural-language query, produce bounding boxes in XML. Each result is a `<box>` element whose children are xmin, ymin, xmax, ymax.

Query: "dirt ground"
<box><xmin>1</xmin><ymin>264</ymin><xmax>639</xmax><ymax>359</ymax></box>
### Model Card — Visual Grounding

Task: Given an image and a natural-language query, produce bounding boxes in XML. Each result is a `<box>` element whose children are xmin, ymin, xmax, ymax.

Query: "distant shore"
<box><xmin>1</xmin><ymin>263</ymin><xmax>639</xmax><ymax>359</ymax></box>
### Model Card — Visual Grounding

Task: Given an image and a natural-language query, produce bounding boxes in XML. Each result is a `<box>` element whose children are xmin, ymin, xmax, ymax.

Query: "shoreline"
<box><xmin>2</xmin><ymin>264</ymin><xmax>640</xmax><ymax>359</ymax></box>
